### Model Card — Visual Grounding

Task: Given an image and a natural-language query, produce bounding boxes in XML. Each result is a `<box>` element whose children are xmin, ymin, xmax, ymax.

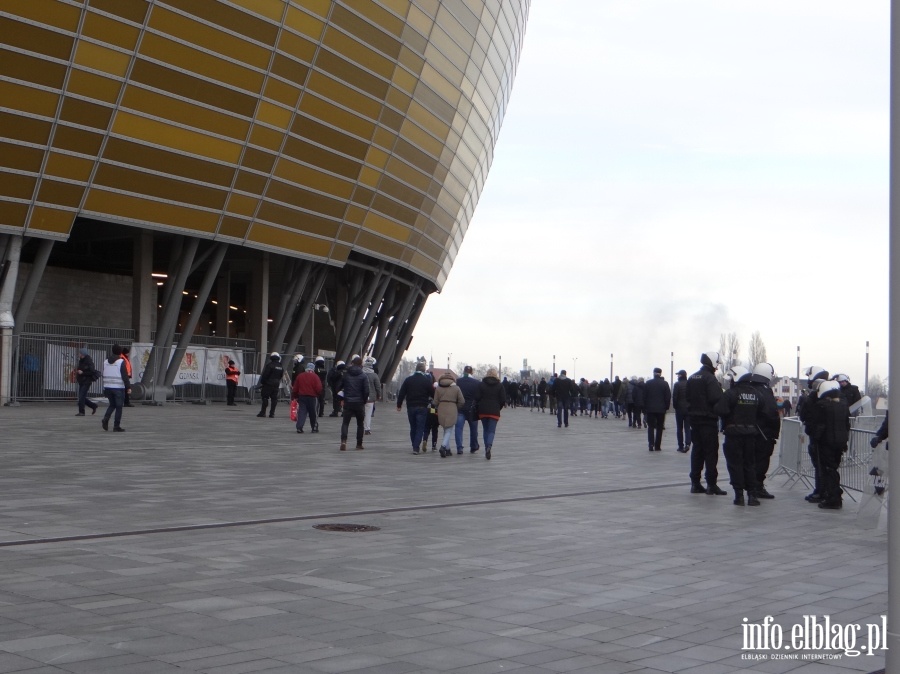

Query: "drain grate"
<box><xmin>313</xmin><ymin>523</ymin><xmax>381</xmax><ymax>533</ymax></box>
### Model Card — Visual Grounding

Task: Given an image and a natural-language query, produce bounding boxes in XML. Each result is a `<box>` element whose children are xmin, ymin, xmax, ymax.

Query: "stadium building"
<box><xmin>0</xmin><ymin>0</ymin><xmax>530</xmax><ymax>402</ymax></box>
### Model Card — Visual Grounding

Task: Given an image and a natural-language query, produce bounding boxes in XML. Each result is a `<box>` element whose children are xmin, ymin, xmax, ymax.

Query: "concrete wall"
<box><xmin>13</xmin><ymin>263</ymin><xmax>136</xmax><ymax>331</ymax></box>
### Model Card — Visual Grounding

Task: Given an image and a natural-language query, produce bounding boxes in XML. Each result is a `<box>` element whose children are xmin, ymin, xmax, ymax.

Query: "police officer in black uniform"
<box><xmin>686</xmin><ymin>351</ymin><xmax>725</xmax><ymax>495</ymax></box>
<box><xmin>814</xmin><ymin>379</ymin><xmax>851</xmax><ymax>509</ymax></box>
<box><xmin>716</xmin><ymin>366</ymin><xmax>763</xmax><ymax>506</ymax></box>
<box><xmin>257</xmin><ymin>352</ymin><xmax>285</xmax><ymax>418</ymax></box>
<box><xmin>798</xmin><ymin>365</ymin><xmax>829</xmax><ymax>502</ymax></box>
<box><xmin>748</xmin><ymin>362</ymin><xmax>781</xmax><ymax>499</ymax></box>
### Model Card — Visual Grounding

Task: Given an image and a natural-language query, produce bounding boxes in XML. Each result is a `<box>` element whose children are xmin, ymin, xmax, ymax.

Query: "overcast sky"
<box><xmin>411</xmin><ymin>1</ymin><xmax>889</xmax><ymax>387</ymax></box>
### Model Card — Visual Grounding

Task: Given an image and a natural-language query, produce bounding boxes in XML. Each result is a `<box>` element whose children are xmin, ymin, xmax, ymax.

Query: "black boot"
<box><xmin>690</xmin><ymin>483</ymin><xmax>706</xmax><ymax>494</ymax></box>
<box><xmin>733</xmin><ymin>489</ymin><xmax>745</xmax><ymax>506</ymax></box>
<box><xmin>747</xmin><ymin>492</ymin><xmax>760</xmax><ymax>506</ymax></box>
<box><xmin>706</xmin><ymin>485</ymin><xmax>727</xmax><ymax>495</ymax></box>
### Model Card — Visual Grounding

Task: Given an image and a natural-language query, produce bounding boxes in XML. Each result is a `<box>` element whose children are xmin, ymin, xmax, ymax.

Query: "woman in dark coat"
<box><xmin>474</xmin><ymin>367</ymin><xmax>507</xmax><ymax>461</ymax></box>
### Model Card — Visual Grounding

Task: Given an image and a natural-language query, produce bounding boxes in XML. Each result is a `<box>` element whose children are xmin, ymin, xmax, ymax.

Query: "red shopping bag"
<box><xmin>289</xmin><ymin>399</ymin><xmax>298</xmax><ymax>421</ymax></box>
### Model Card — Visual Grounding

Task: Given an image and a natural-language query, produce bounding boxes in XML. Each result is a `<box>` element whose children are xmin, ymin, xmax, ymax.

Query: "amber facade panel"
<box><xmin>0</xmin><ymin>0</ymin><xmax>529</xmax><ymax>288</ymax></box>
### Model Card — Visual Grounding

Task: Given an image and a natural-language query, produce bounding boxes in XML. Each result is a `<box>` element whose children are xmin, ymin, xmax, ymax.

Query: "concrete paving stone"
<box><xmin>0</xmin><ymin>405</ymin><xmax>886</xmax><ymax>674</ymax></box>
<box><xmin>395</xmin><ymin>645</ymin><xmax>496</xmax><ymax>670</ymax></box>
<box><xmin>0</xmin><ymin>652</ymin><xmax>61</xmax><ymax>673</ymax></box>
<box><xmin>0</xmin><ymin>636</ymin><xmax>83</xmax><ymax>654</ymax></box>
<box><xmin>50</xmin><ymin>653</ymin><xmax>163</xmax><ymax>673</ymax></box>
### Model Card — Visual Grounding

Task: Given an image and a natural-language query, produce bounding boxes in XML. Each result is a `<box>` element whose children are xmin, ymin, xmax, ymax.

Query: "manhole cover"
<box><xmin>313</xmin><ymin>523</ymin><xmax>381</xmax><ymax>533</ymax></box>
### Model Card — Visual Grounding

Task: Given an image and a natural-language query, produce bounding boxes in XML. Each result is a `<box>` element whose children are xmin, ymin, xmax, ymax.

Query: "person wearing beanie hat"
<box><xmin>75</xmin><ymin>347</ymin><xmax>99</xmax><ymax>416</ymax></box>
<box><xmin>257</xmin><ymin>351</ymin><xmax>285</xmax><ymax>418</ymax></box>
<box><xmin>672</xmin><ymin>369</ymin><xmax>691</xmax><ymax>452</ymax></box>
<box><xmin>474</xmin><ymin>366</ymin><xmax>506</xmax><ymax>460</ymax></box>
<box><xmin>337</xmin><ymin>355</ymin><xmax>369</xmax><ymax>450</ymax></box>
<box><xmin>291</xmin><ymin>360</ymin><xmax>323</xmax><ymax>433</ymax></box>
<box><xmin>224</xmin><ymin>358</ymin><xmax>241</xmax><ymax>406</ymax></box>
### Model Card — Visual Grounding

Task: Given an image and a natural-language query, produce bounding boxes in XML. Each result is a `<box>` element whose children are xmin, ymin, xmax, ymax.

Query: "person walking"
<box><xmin>672</xmin><ymin>369</ymin><xmax>691</xmax><ymax>452</ymax></box>
<box><xmin>455</xmin><ymin>365</ymin><xmax>481</xmax><ymax>454</ymax></box>
<box><xmin>632</xmin><ymin>377</ymin><xmax>646</xmax><ymax>429</ymax></box>
<box><xmin>475</xmin><ymin>366</ymin><xmax>506</xmax><ymax>460</ymax></box>
<box><xmin>257</xmin><ymin>352</ymin><xmax>285</xmax><ymax>418</ymax></box>
<box><xmin>337</xmin><ymin>356</ymin><xmax>369</xmax><ymax>451</ymax></box>
<box><xmin>687</xmin><ymin>351</ymin><xmax>726</xmax><ymax>495</ymax></box>
<box><xmin>224</xmin><ymin>359</ymin><xmax>240</xmax><ymax>406</ymax></box>
<box><xmin>643</xmin><ymin>368</ymin><xmax>671</xmax><ymax>451</ymax></box>
<box><xmin>75</xmin><ymin>347</ymin><xmax>99</xmax><ymax>416</ymax></box>
<box><xmin>362</xmin><ymin>356</ymin><xmax>382</xmax><ymax>435</ymax></box>
<box><xmin>100</xmin><ymin>344</ymin><xmax>131</xmax><ymax>432</ymax></box>
<box><xmin>434</xmin><ymin>371</ymin><xmax>465</xmax><ymax>457</ymax></box>
<box><xmin>291</xmin><ymin>362</ymin><xmax>322</xmax><ymax>433</ymax></box>
<box><xmin>551</xmin><ymin>370</ymin><xmax>576</xmax><ymax>428</ymax></box>
<box><xmin>396</xmin><ymin>359</ymin><xmax>433</xmax><ymax>454</ymax></box>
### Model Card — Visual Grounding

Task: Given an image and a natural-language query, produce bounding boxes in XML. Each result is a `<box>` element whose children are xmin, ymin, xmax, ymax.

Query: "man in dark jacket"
<box><xmin>257</xmin><ymin>352</ymin><xmax>285</xmax><ymax>418</ymax></box>
<box><xmin>397</xmin><ymin>359</ymin><xmax>434</xmax><ymax>454</ymax></box>
<box><xmin>832</xmin><ymin>374</ymin><xmax>862</xmax><ymax>411</ymax></box>
<box><xmin>337</xmin><ymin>356</ymin><xmax>369</xmax><ymax>451</ymax></box>
<box><xmin>687</xmin><ymin>351</ymin><xmax>725</xmax><ymax>495</ymax></box>
<box><xmin>611</xmin><ymin>376</ymin><xmax>622</xmax><ymax>418</ymax></box>
<box><xmin>75</xmin><ymin>347</ymin><xmax>99</xmax><ymax>416</ymax></box>
<box><xmin>632</xmin><ymin>377</ymin><xmax>646</xmax><ymax>429</ymax></box>
<box><xmin>672</xmin><ymin>369</ymin><xmax>691</xmax><ymax>452</ymax></box>
<box><xmin>551</xmin><ymin>370</ymin><xmax>576</xmax><ymax>428</ymax></box>
<box><xmin>455</xmin><ymin>365</ymin><xmax>481</xmax><ymax>454</ymax></box>
<box><xmin>597</xmin><ymin>378</ymin><xmax>612</xmax><ymax>418</ymax></box>
<box><xmin>537</xmin><ymin>377</ymin><xmax>548</xmax><ymax>412</ymax></box>
<box><xmin>643</xmin><ymin>368</ymin><xmax>671</xmax><ymax>451</ymax></box>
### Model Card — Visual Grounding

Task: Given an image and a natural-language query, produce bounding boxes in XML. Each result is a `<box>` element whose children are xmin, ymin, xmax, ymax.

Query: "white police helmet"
<box><xmin>804</xmin><ymin>365</ymin><xmax>829</xmax><ymax>386</ymax></box>
<box><xmin>752</xmin><ymin>362</ymin><xmax>776</xmax><ymax>385</ymax></box>
<box><xmin>701</xmin><ymin>351</ymin><xmax>722</xmax><ymax>370</ymax></box>
<box><xmin>364</xmin><ymin>356</ymin><xmax>376</xmax><ymax>367</ymax></box>
<box><xmin>832</xmin><ymin>373</ymin><xmax>850</xmax><ymax>383</ymax></box>
<box><xmin>816</xmin><ymin>380</ymin><xmax>841</xmax><ymax>397</ymax></box>
<box><xmin>725</xmin><ymin>365</ymin><xmax>750</xmax><ymax>383</ymax></box>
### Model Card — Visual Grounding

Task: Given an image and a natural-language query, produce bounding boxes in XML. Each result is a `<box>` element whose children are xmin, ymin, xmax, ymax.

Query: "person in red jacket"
<box><xmin>121</xmin><ymin>346</ymin><xmax>134</xmax><ymax>407</ymax></box>
<box><xmin>291</xmin><ymin>362</ymin><xmax>323</xmax><ymax>433</ymax></box>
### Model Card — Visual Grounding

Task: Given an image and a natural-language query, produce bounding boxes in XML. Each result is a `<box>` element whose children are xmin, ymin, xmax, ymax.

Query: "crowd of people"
<box><xmin>77</xmin><ymin>346</ymin><xmax>884</xmax><ymax>511</ymax></box>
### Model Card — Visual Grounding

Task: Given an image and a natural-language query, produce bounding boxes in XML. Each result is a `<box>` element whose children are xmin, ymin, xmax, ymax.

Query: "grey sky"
<box><xmin>412</xmin><ymin>1</ymin><xmax>888</xmax><ymax>386</ymax></box>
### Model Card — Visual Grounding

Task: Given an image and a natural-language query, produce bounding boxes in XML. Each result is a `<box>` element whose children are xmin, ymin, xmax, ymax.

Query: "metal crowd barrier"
<box><xmin>771</xmin><ymin>417</ymin><xmax>882</xmax><ymax>500</ymax></box>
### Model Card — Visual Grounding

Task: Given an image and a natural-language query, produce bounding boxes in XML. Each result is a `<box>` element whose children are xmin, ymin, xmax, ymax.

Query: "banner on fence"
<box><xmin>129</xmin><ymin>344</ymin><xmax>246</xmax><ymax>387</ymax></box>
<box><xmin>43</xmin><ymin>344</ymin><xmax>106</xmax><ymax>390</ymax></box>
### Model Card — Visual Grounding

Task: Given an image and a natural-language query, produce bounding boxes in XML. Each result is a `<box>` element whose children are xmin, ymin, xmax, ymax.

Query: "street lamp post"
<box><xmin>670</xmin><ymin>351</ymin><xmax>674</xmax><ymax>384</ymax></box>
<box><xmin>610</xmin><ymin>353</ymin><xmax>613</xmax><ymax>380</ymax></box>
<box><xmin>573</xmin><ymin>357</ymin><xmax>577</xmax><ymax>379</ymax></box>
<box><xmin>553</xmin><ymin>354</ymin><xmax>556</xmax><ymax>374</ymax></box>
<box><xmin>447</xmin><ymin>353</ymin><xmax>452</xmax><ymax>370</ymax></box>
<box><xmin>865</xmin><ymin>341</ymin><xmax>870</xmax><ymax>394</ymax></box>
<box><xmin>499</xmin><ymin>355</ymin><xmax>502</xmax><ymax>379</ymax></box>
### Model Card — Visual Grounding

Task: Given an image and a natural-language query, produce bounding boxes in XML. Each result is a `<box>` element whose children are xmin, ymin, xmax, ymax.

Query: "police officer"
<box><xmin>257</xmin><ymin>352</ymin><xmax>285</xmax><ymax>418</ymax></box>
<box><xmin>686</xmin><ymin>351</ymin><xmax>725</xmax><ymax>495</ymax></box>
<box><xmin>314</xmin><ymin>356</ymin><xmax>328</xmax><ymax>417</ymax></box>
<box><xmin>831</xmin><ymin>374</ymin><xmax>862</xmax><ymax>410</ymax></box>
<box><xmin>327</xmin><ymin>360</ymin><xmax>346</xmax><ymax>416</ymax></box>
<box><xmin>814</xmin><ymin>379</ymin><xmax>851</xmax><ymax>509</ymax></box>
<box><xmin>798</xmin><ymin>365</ymin><xmax>829</xmax><ymax>502</ymax></box>
<box><xmin>716</xmin><ymin>366</ymin><xmax>763</xmax><ymax>506</ymax></box>
<box><xmin>749</xmin><ymin>362</ymin><xmax>781</xmax><ymax>499</ymax></box>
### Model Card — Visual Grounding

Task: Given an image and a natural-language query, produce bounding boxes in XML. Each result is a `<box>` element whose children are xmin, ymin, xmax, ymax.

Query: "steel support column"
<box><xmin>270</xmin><ymin>260</ymin><xmax>312</xmax><ymax>355</ymax></box>
<box><xmin>384</xmin><ymin>285</ymin><xmax>427</xmax><ymax>383</ymax></box>
<box><xmin>349</xmin><ymin>270</ymin><xmax>391</xmax><ymax>361</ymax></box>
<box><xmin>0</xmin><ymin>235</ymin><xmax>23</xmax><ymax>406</ymax></box>
<box><xmin>12</xmin><ymin>238</ymin><xmax>54</xmax><ymax>336</ymax></box>
<box><xmin>284</xmin><ymin>267</ymin><xmax>328</xmax><ymax>358</ymax></box>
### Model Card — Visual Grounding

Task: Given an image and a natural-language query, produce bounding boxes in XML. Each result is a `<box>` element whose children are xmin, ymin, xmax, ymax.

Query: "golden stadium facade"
<box><xmin>0</xmin><ymin>0</ymin><xmax>529</xmax><ymax>399</ymax></box>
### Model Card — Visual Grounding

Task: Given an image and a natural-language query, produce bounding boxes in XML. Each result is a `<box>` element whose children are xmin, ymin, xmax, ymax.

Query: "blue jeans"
<box><xmin>295</xmin><ymin>396</ymin><xmax>318</xmax><ymax>431</ymax></box>
<box><xmin>103</xmin><ymin>388</ymin><xmax>124</xmax><ymax>428</ymax></box>
<box><xmin>675</xmin><ymin>411</ymin><xmax>692</xmax><ymax>449</ymax></box>
<box><xmin>78</xmin><ymin>381</ymin><xmax>97</xmax><ymax>414</ymax></box>
<box><xmin>480</xmin><ymin>417</ymin><xmax>499</xmax><ymax>447</ymax></box>
<box><xmin>407</xmin><ymin>406</ymin><xmax>428</xmax><ymax>450</ymax></box>
<box><xmin>557</xmin><ymin>401</ymin><xmax>570</xmax><ymax>426</ymax></box>
<box><xmin>454</xmin><ymin>411</ymin><xmax>479</xmax><ymax>451</ymax></box>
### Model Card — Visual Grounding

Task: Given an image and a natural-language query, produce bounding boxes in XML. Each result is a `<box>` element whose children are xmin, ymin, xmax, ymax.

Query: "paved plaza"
<box><xmin>0</xmin><ymin>400</ymin><xmax>887</xmax><ymax>674</ymax></box>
